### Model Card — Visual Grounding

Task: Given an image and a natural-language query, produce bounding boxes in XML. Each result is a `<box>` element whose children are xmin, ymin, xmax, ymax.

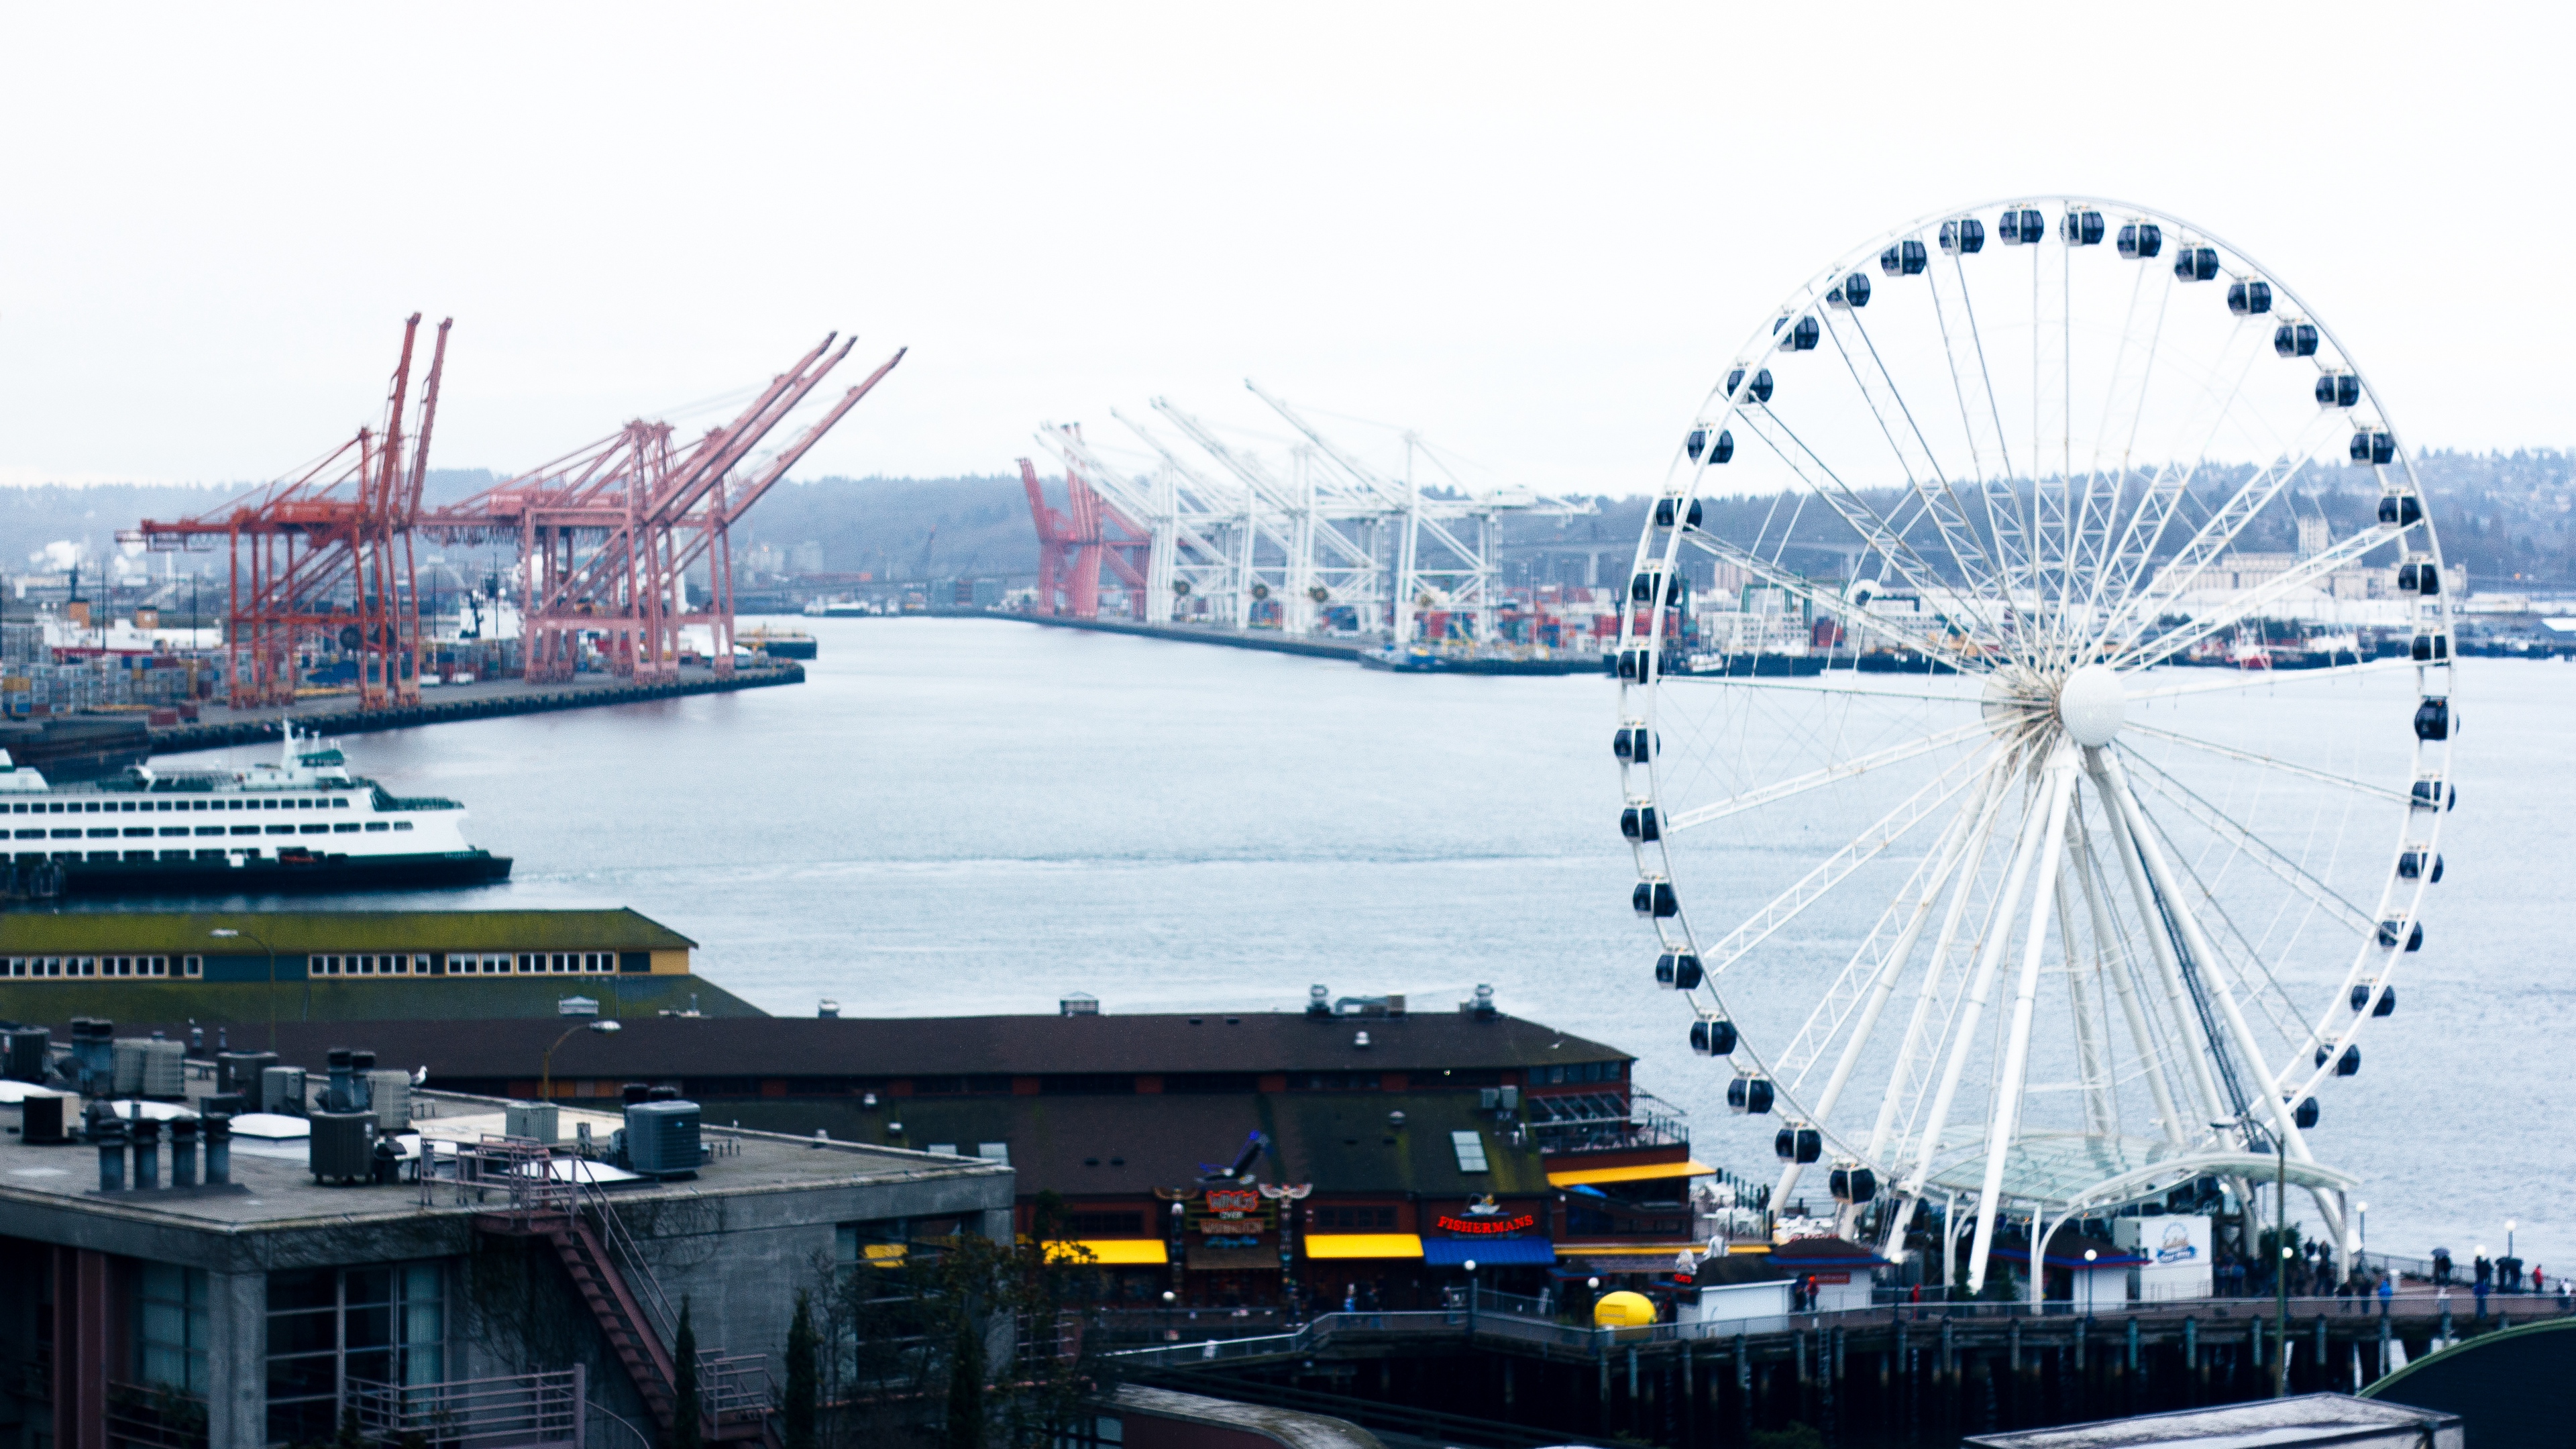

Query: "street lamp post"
<box><xmin>1463</xmin><ymin>1259</ymin><xmax>1479</xmax><ymax>1338</ymax></box>
<box><xmin>208</xmin><ymin>926</ymin><xmax>276</xmax><ymax>1051</ymax></box>
<box><xmin>2275</xmin><ymin>1133</ymin><xmax>2291</xmax><ymax>1398</ymax></box>
<box><xmin>540</xmin><ymin>1019</ymin><xmax>622</xmax><ymax>1102</ymax></box>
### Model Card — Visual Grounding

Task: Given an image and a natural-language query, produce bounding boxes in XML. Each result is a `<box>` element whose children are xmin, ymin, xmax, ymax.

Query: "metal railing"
<box><xmin>103</xmin><ymin>1381</ymin><xmax>208</xmax><ymax>1449</ymax></box>
<box><xmin>1103</xmin><ymin>1289</ymin><xmax>2542</xmax><ymax>1369</ymax></box>
<box><xmin>345</xmin><ymin>1367</ymin><xmax>585</xmax><ymax>1448</ymax></box>
<box><xmin>696</xmin><ymin>1352</ymin><xmax>773</xmax><ymax>1429</ymax></box>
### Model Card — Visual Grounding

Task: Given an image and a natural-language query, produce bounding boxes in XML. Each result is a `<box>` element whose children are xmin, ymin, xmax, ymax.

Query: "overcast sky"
<box><xmin>0</xmin><ymin>3</ymin><xmax>2557</xmax><ymax>496</ymax></box>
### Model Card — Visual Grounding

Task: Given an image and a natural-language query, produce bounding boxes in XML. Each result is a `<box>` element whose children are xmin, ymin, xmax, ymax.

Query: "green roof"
<box><xmin>0</xmin><ymin>908</ymin><xmax>697</xmax><ymax>955</ymax></box>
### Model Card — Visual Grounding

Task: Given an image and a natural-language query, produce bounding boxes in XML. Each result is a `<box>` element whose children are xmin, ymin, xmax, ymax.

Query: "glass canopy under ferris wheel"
<box><xmin>1611</xmin><ymin>198</ymin><xmax>2452</xmax><ymax>1294</ymax></box>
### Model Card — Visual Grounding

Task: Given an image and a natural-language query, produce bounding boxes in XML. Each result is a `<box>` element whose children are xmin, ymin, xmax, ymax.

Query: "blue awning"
<box><xmin>1422</xmin><ymin>1238</ymin><xmax>1554</xmax><ymax>1267</ymax></box>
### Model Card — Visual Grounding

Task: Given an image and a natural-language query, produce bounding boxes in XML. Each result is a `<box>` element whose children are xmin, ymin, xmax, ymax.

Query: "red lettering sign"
<box><xmin>1203</xmin><ymin>1189</ymin><xmax>1258</xmax><ymax>1216</ymax></box>
<box><xmin>1434</xmin><ymin>1214</ymin><xmax>1538</xmax><ymax>1236</ymax></box>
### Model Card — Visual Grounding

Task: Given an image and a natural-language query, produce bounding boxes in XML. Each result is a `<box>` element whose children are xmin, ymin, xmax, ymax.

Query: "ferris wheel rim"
<box><xmin>1609</xmin><ymin>197</ymin><xmax>2455</xmax><ymax>1248</ymax></box>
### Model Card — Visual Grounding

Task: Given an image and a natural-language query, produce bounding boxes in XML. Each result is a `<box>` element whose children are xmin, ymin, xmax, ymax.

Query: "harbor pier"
<box><xmin>1111</xmin><ymin>1289</ymin><xmax>2517</xmax><ymax>1448</ymax></box>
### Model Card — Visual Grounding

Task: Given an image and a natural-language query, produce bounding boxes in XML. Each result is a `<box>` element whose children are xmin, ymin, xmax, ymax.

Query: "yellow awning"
<box><xmin>1547</xmin><ymin>1159</ymin><xmax>1719</xmax><ymax>1188</ymax></box>
<box><xmin>1044</xmin><ymin>1240</ymin><xmax>1169</xmax><ymax>1266</ymax></box>
<box><xmin>1304</xmin><ymin>1234</ymin><xmax>1425</xmax><ymax>1260</ymax></box>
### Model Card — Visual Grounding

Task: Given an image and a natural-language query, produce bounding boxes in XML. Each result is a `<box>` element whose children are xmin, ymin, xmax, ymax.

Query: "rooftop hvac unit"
<box><xmin>216</xmin><ymin>1050</ymin><xmax>277</xmax><ymax>1097</ymax></box>
<box><xmin>309</xmin><ymin>1111</ymin><xmax>375</xmax><ymax>1184</ymax></box>
<box><xmin>261</xmin><ymin>1066</ymin><xmax>308</xmax><ymax>1116</ymax></box>
<box><xmin>3</xmin><ymin>1027</ymin><xmax>48</xmax><ymax>1084</ymax></box>
<box><xmin>624</xmin><ymin>1099</ymin><xmax>703</xmax><ymax>1179</ymax></box>
<box><xmin>21</xmin><ymin>1093</ymin><xmax>67</xmax><ymax>1144</ymax></box>
<box><xmin>365</xmin><ymin>1071</ymin><xmax>411</xmax><ymax>1132</ymax></box>
<box><xmin>557</xmin><ymin>996</ymin><xmax>598</xmax><ymax>1018</ymax></box>
<box><xmin>504</xmin><ymin>1102</ymin><xmax>558</xmax><ymax>1144</ymax></box>
<box><xmin>141</xmin><ymin>1041</ymin><xmax>185</xmax><ymax>1099</ymax></box>
<box><xmin>113</xmin><ymin>1040</ymin><xmax>146</xmax><ymax>1095</ymax></box>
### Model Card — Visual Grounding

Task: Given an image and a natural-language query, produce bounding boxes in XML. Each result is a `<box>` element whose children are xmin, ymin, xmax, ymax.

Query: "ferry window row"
<box><xmin>1</xmin><ymin>955</ymin><xmax>203</xmax><ymax>978</ymax></box>
<box><xmin>9</xmin><ymin>823</ymin><xmax>400</xmax><ymax>840</ymax></box>
<box><xmin>9</xmin><ymin>847</ymin><xmax>400</xmax><ymax>867</ymax></box>
<box><xmin>3</xmin><ymin>798</ymin><xmax>359</xmax><ymax>814</ymax></box>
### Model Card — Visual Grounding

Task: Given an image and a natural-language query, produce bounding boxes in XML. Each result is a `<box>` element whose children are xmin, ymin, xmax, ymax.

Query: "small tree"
<box><xmin>784</xmin><ymin>1289</ymin><xmax>818</xmax><ymax>1449</ymax></box>
<box><xmin>668</xmin><ymin>1298</ymin><xmax>703</xmax><ymax>1449</ymax></box>
<box><xmin>942</xmin><ymin>1311</ymin><xmax>985</xmax><ymax>1449</ymax></box>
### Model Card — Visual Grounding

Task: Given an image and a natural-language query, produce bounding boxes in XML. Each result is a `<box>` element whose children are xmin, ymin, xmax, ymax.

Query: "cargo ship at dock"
<box><xmin>0</xmin><ymin>730</ymin><xmax>509</xmax><ymax>895</ymax></box>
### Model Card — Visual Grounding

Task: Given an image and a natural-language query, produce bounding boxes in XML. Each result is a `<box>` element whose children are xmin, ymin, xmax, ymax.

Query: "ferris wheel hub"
<box><xmin>2056</xmin><ymin>664</ymin><xmax>2127</xmax><ymax>747</ymax></box>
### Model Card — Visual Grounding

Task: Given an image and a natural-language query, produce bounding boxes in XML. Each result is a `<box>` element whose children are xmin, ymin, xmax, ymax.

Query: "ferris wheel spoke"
<box><xmin>2123</xmin><ymin>656</ymin><xmax>2414</xmax><ymax>702</ymax></box>
<box><xmin>2092</xmin><ymin>411</ymin><xmax>2347</xmax><ymax>654</ymax></box>
<box><xmin>1662</xmin><ymin>719</ymin><xmax>1994</xmax><ymax>835</ymax></box>
<box><xmin>2065</xmin><ymin>270</ymin><xmax>2180</xmax><ymax>643</ymax></box>
<box><xmin>1817</xmin><ymin>309</ymin><xmax>2010</xmax><ymax>605</ymax></box>
<box><xmin>2112</xmin><ymin>521</ymin><xmax>2409</xmax><ymax>671</ymax></box>
<box><xmin>1676</xmin><ymin>531</ymin><xmax>1991</xmax><ymax>672</ymax></box>
<box><xmin>1731</xmin><ymin>409</ymin><xmax>2013</xmax><ymax>651</ymax></box>
<box><xmin>2139</xmin><ymin>810</ymin><xmax>2316</xmax><ymax>1089</ymax></box>
<box><xmin>1775</xmin><ymin>761</ymin><xmax>2000</xmax><ymax>1091</ymax></box>
<box><xmin>1926</xmin><ymin>252</ymin><xmax>2034</xmax><ymax>600</ymax></box>
<box><xmin>1688</xmin><ymin>744</ymin><xmax>2000</xmax><ymax>981</ymax></box>
<box><xmin>2115</xmin><ymin>746</ymin><xmax>2375</xmax><ymax>934</ymax></box>
<box><xmin>2118</xmin><ymin>720</ymin><xmax>2407</xmax><ymax>804</ymax></box>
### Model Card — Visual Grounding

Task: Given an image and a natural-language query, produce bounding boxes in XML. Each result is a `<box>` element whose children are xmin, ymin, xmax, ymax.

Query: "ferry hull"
<box><xmin>54</xmin><ymin>850</ymin><xmax>513</xmax><ymax>896</ymax></box>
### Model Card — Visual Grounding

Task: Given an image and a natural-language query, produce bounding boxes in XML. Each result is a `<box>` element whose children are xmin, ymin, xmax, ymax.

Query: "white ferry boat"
<box><xmin>0</xmin><ymin>730</ymin><xmax>510</xmax><ymax>894</ymax></box>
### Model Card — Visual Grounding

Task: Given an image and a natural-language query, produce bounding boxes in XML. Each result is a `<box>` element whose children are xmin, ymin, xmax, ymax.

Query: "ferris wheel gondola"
<box><xmin>1614</xmin><ymin>198</ymin><xmax>2453</xmax><ymax>1299</ymax></box>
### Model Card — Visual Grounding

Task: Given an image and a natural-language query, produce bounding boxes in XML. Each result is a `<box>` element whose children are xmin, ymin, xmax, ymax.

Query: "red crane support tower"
<box><xmin>130</xmin><ymin>315</ymin><xmax>451</xmax><ymax>710</ymax></box>
<box><xmin>417</xmin><ymin>337</ymin><xmax>902</xmax><ymax>682</ymax></box>
<box><xmin>1018</xmin><ymin>454</ymin><xmax>1149</xmax><ymax>619</ymax></box>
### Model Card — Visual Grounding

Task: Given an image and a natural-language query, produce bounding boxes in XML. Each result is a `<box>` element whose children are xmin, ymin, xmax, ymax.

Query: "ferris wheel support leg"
<box><xmin>1866</xmin><ymin>773</ymin><xmax>2017</xmax><ymax>1169</ymax></box>
<box><xmin>1967</xmin><ymin>745</ymin><xmax>2081</xmax><ymax>1296</ymax></box>
<box><xmin>2055</xmin><ymin>865</ymin><xmax>2116</xmax><ymax>1138</ymax></box>
<box><xmin>2074</xmin><ymin>824</ymin><xmax>2189</xmax><ymax>1144</ymax></box>
<box><xmin>1908</xmin><ymin>759</ymin><xmax>2055</xmax><ymax>1208</ymax></box>
<box><xmin>2097</xmin><ymin>751</ymin><xmax>2347</xmax><ymax>1244</ymax></box>
<box><xmin>2084</xmin><ymin>747</ymin><xmax>2232</xmax><ymax>1134</ymax></box>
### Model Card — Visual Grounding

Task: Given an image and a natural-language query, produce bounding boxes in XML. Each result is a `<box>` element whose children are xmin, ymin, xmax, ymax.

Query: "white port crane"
<box><xmin>1249</xmin><ymin>381</ymin><xmax>1584</xmax><ymax>646</ymax></box>
<box><xmin>1033</xmin><ymin>391</ymin><xmax>1587</xmax><ymax>644</ymax></box>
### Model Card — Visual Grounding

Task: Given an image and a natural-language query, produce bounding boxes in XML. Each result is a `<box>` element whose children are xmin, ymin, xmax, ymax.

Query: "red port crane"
<box><xmin>1018</xmin><ymin>451</ymin><xmax>1149</xmax><ymax>620</ymax></box>
<box><xmin>131</xmin><ymin>315</ymin><xmax>451</xmax><ymax>710</ymax></box>
<box><xmin>417</xmin><ymin>338</ymin><xmax>903</xmax><ymax>682</ymax></box>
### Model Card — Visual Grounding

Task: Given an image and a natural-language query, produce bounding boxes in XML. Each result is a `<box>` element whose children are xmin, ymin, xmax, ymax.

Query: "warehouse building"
<box><xmin>160</xmin><ymin>989</ymin><xmax>1715</xmax><ymax>1313</ymax></box>
<box><xmin>0</xmin><ymin>909</ymin><xmax>752</xmax><ymax>1024</ymax></box>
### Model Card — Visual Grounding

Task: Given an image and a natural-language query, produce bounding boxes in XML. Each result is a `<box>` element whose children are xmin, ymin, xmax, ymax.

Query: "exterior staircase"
<box><xmin>444</xmin><ymin>1137</ymin><xmax>770</xmax><ymax>1442</ymax></box>
<box><xmin>542</xmin><ymin>1214</ymin><xmax>678</xmax><ymax>1427</ymax></box>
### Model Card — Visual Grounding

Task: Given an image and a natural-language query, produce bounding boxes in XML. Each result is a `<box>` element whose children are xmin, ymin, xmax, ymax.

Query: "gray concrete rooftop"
<box><xmin>0</xmin><ymin>1087</ymin><xmax>1010</xmax><ymax>1234</ymax></box>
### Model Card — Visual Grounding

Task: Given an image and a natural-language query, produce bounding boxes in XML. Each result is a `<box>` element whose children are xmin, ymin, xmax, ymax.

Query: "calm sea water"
<box><xmin>145</xmin><ymin>619</ymin><xmax>2576</xmax><ymax>1267</ymax></box>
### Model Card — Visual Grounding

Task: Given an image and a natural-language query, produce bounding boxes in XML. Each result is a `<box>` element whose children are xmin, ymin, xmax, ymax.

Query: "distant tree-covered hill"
<box><xmin>6</xmin><ymin>450</ymin><xmax>2571</xmax><ymax>592</ymax></box>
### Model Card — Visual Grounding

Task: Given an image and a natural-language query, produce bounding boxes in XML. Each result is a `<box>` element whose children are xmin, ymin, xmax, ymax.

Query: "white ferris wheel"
<box><xmin>1614</xmin><ymin>197</ymin><xmax>2455</xmax><ymax>1298</ymax></box>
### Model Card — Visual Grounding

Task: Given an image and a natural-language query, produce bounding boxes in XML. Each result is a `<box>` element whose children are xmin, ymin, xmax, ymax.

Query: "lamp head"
<box><xmin>590</xmin><ymin>1020</ymin><xmax>622</xmax><ymax>1034</ymax></box>
<box><xmin>209</xmin><ymin>929</ymin><xmax>239</xmax><ymax>938</ymax></box>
